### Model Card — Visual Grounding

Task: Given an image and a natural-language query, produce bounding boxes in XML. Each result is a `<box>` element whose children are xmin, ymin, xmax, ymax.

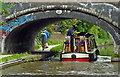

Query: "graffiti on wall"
<box><xmin>0</xmin><ymin>16</ymin><xmax>33</xmax><ymax>39</ymax></box>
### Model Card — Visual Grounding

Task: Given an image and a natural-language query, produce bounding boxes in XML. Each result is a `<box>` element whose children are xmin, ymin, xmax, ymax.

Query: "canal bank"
<box><xmin>0</xmin><ymin>45</ymin><xmax>59</xmax><ymax>69</ymax></box>
<box><xmin>0</xmin><ymin>51</ymin><xmax>57</xmax><ymax>69</ymax></box>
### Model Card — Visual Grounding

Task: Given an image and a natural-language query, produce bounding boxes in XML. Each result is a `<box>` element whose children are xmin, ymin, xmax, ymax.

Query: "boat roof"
<box><xmin>77</xmin><ymin>32</ymin><xmax>94</xmax><ymax>38</ymax></box>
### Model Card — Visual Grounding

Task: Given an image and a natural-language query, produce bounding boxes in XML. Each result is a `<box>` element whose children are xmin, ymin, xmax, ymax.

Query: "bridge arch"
<box><xmin>2</xmin><ymin>5</ymin><xmax>120</xmax><ymax>53</ymax></box>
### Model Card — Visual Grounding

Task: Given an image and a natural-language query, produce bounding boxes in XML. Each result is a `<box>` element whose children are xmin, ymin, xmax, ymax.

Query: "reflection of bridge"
<box><xmin>0</xmin><ymin>0</ymin><xmax>120</xmax><ymax>54</ymax></box>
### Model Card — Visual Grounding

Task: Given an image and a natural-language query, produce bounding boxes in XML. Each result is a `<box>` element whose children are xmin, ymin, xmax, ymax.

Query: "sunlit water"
<box><xmin>1</xmin><ymin>45</ymin><xmax>119</xmax><ymax>75</ymax></box>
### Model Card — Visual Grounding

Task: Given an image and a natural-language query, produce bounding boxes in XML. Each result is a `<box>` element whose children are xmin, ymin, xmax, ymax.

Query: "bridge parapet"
<box><xmin>3</xmin><ymin>2</ymin><xmax>119</xmax><ymax>22</ymax></box>
<box><xmin>2</xmin><ymin>0</ymin><xmax>120</xmax><ymax>3</ymax></box>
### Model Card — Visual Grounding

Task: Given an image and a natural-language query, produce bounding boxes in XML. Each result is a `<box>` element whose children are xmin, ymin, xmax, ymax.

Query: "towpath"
<box><xmin>36</xmin><ymin>44</ymin><xmax>60</xmax><ymax>51</ymax></box>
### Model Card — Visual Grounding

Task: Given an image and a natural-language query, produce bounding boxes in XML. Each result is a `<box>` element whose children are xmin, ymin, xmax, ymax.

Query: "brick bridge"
<box><xmin>0</xmin><ymin>0</ymin><xmax>120</xmax><ymax>54</ymax></box>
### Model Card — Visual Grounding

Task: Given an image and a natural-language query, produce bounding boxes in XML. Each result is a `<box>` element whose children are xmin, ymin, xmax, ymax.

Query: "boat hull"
<box><xmin>61</xmin><ymin>58</ymin><xmax>89</xmax><ymax>62</ymax></box>
<box><xmin>60</xmin><ymin>52</ymin><xmax>97</xmax><ymax>62</ymax></box>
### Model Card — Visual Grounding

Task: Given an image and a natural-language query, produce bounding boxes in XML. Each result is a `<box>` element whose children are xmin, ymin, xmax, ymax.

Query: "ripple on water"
<box><xmin>2</xmin><ymin>61</ymin><xmax>118</xmax><ymax>75</ymax></box>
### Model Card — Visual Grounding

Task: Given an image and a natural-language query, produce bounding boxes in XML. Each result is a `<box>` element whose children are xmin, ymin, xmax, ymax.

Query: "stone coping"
<box><xmin>2</xmin><ymin>0</ymin><xmax>119</xmax><ymax>3</ymax></box>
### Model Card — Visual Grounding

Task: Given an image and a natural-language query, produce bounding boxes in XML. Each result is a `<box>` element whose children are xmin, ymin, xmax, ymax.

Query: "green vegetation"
<box><xmin>98</xmin><ymin>46</ymin><xmax>114</xmax><ymax>56</ymax></box>
<box><xmin>0</xmin><ymin>52</ymin><xmax>30</xmax><ymax>63</ymax></box>
<box><xmin>48</xmin><ymin>40</ymin><xmax>63</xmax><ymax>45</ymax></box>
<box><xmin>0</xmin><ymin>52</ymin><xmax>8</xmax><ymax>55</ymax></box>
<box><xmin>50</xmin><ymin>44</ymin><xmax>63</xmax><ymax>52</ymax></box>
<box><xmin>111</xmin><ymin>54</ymin><xmax>119</xmax><ymax>58</ymax></box>
<box><xmin>50</xmin><ymin>44</ymin><xmax>63</xmax><ymax>57</ymax></box>
<box><xmin>95</xmin><ymin>38</ymin><xmax>113</xmax><ymax>44</ymax></box>
<box><xmin>99</xmin><ymin>46</ymin><xmax>119</xmax><ymax>58</ymax></box>
<box><xmin>1</xmin><ymin>2</ymin><xmax>13</xmax><ymax>16</ymax></box>
<box><xmin>36</xmin><ymin>19</ymin><xmax>112</xmax><ymax>45</ymax></box>
<box><xmin>34</xmin><ymin>44</ymin><xmax>41</xmax><ymax>50</ymax></box>
<box><xmin>0</xmin><ymin>2</ymin><xmax>13</xmax><ymax>25</ymax></box>
<box><xmin>23</xmin><ymin>56</ymin><xmax>41</xmax><ymax>62</ymax></box>
<box><xmin>56</xmin><ymin>19</ymin><xmax>111</xmax><ymax>39</ymax></box>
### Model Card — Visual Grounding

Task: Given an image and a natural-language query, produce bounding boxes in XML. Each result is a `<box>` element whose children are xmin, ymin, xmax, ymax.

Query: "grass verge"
<box><xmin>50</xmin><ymin>44</ymin><xmax>63</xmax><ymax>52</ymax></box>
<box><xmin>48</xmin><ymin>40</ymin><xmax>63</xmax><ymax>45</ymax></box>
<box><xmin>50</xmin><ymin>44</ymin><xmax>63</xmax><ymax>57</ymax></box>
<box><xmin>0</xmin><ymin>52</ymin><xmax>30</xmax><ymax>63</ymax></box>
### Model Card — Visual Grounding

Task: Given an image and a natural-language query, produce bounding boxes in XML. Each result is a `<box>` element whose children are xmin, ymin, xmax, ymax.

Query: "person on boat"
<box><xmin>40</xmin><ymin>31</ymin><xmax>47</xmax><ymax>51</ymax></box>
<box><xmin>44</xmin><ymin>28</ymin><xmax>49</xmax><ymax>48</ymax></box>
<box><xmin>67</xmin><ymin>26</ymin><xmax>74</xmax><ymax>36</ymax></box>
<box><xmin>67</xmin><ymin>25</ymin><xmax>74</xmax><ymax>52</ymax></box>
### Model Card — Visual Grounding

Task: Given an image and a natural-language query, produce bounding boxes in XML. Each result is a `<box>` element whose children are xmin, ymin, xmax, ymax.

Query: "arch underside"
<box><xmin>4</xmin><ymin>10</ymin><xmax>120</xmax><ymax>53</ymax></box>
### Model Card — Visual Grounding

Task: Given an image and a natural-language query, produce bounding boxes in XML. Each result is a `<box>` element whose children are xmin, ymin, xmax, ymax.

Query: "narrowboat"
<box><xmin>60</xmin><ymin>32</ymin><xmax>99</xmax><ymax>62</ymax></box>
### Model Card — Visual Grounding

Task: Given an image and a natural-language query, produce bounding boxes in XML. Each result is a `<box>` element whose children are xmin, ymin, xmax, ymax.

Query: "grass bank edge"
<box><xmin>0</xmin><ymin>52</ymin><xmax>30</xmax><ymax>63</ymax></box>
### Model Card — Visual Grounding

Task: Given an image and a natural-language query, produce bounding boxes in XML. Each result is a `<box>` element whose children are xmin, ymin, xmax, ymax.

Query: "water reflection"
<box><xmin>2</xmin><ymin>61</ymin><xmax>118</xmax><ymax>75</ymax></box>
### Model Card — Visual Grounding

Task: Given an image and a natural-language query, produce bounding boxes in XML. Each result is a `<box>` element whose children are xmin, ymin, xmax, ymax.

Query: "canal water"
<box><xmin>1</xmin><ymin>45</ymin><xmax>119</xmax><ymax>75</ymax></box>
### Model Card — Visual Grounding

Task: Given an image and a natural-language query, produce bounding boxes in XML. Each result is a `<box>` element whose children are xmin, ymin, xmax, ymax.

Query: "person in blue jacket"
<box><xmin>67</xmin><ymin>26</ymin><xmax>74</xmax><ymax>36</ymax></box>
<box><xmin>44</xmin><ymin>28</ymin><xmax>49</xmax><ymax>48</ymax></box>
<box><xmin>67</xmin><ymin>26</ymin><xmax>74</xmax><ymax>52</ymax></box>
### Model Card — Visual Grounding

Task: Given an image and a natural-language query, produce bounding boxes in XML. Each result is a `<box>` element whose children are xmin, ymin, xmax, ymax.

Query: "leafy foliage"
<box><xmin>56</xmin><ymin>19</ymin><xmax>111</xmax><ymax>39</ymax></box>
<box><xmin>1</xmin><ymin>2</ymin><xmax>13</xmax><ymax>15</ymax></box>
<box><xmin>56</xmin><ymin>19</ymin><xmax>78</xmax><ymax>35</ymax></box>
<box><xmin>0</xmin><ymin>2</ymin><xmax>13</xmax><ymax>25</ymax></box>
<box><xmin>36</xmin><ymin>19</ymin><xmax>112</xmax><ymax>48</ymax></box>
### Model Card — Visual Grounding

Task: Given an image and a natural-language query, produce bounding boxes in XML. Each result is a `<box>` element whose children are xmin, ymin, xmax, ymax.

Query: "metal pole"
<box><xmin>1</xmin><ymin>39</ymin><xmax>5</xmax><ymax>53</ymax></box>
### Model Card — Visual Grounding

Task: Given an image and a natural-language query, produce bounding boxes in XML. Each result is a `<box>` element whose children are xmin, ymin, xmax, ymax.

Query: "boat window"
<box><xmin>64</xmin><ymin>39</ymin><xmax>71</xmax><ymax>53</ymax></box>
<box><xmin>75</xmin><ymin>36</ymin><xmax>85</xmax><ymax>53</ymax></box>
<box><xmin>89</xmin><ymin>36</ymin><xmax>95</xmax><ymax>51</ymax></box>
